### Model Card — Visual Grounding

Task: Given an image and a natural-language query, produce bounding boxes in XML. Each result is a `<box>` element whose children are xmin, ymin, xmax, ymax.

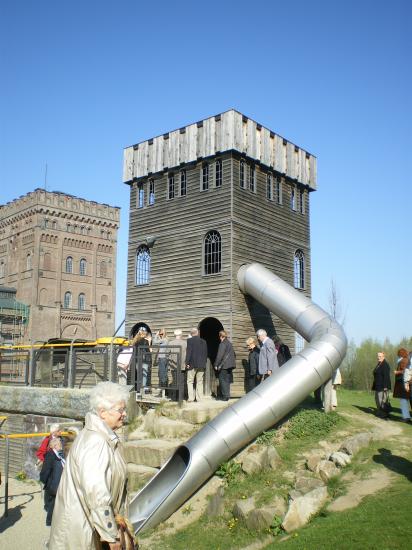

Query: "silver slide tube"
<box><xmin>129</xmin><ymin>262</ymin><xmax>347</xmax><ymax>533</ymax></box>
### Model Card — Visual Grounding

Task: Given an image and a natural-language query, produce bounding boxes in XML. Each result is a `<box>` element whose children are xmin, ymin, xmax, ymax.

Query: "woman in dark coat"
<box><xmin>245</xmin><ymin>337</ymin><xmax>260</xmax><ymax>393</ymax></box>
<box><xmin>372</xmin><ymin>351</ymin><xmax>392</xmax><ymax>418</ymax></box>
<box><xmin>40</xmin><ymin>437</ymin><xmax>65</xmax><ymax>526</ymax></box>
<box><xmin>393</xmin><ymin>348</ymin><xmax>411</xmax><ymax>423</ymax></box>
<box><xmin>214</xmin><ymin>330</ymin><xmax>236</xmax><ymax>401</ymax></box>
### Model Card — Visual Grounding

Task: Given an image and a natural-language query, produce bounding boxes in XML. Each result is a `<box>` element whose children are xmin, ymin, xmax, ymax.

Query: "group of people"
<box><xmin>372</xmin><ymin>348</ymin><xmax>412</xmax><ymax>422</ymax></box>
<box><xmin>117</xmin><ymin>326</ymin><xmax>292</xmax><ymax>403</ymax></box>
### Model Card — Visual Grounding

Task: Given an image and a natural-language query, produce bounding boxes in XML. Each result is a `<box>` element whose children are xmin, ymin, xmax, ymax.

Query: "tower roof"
<box><xmin>123</xmin><ymin>109</ymin><xmax>317</xmax><ymax>190</ymax></box>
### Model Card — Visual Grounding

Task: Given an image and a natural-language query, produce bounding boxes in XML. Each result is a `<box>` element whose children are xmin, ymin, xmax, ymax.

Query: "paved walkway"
<box><xmin>0</xmin><ymin>477</ymin><xmax>50</xmax><ymax>548</ymax></box>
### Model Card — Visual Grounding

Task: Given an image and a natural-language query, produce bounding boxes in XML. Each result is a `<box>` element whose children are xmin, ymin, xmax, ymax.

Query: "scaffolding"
<box><xmin>0</xmin><ymin>287</ymin><xmax>30</xmax><ymax>346</ymax></box>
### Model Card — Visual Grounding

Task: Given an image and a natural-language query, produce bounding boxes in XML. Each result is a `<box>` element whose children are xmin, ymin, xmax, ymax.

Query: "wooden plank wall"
<box><xmin>125</xmin><ymin>153</ymin><xmax>312</xmax><ymax>396</ymax></box>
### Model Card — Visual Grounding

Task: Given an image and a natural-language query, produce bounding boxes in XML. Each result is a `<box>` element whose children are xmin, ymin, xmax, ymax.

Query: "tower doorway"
<box><xmin>199</xmin><ymin>317</ymin><xmax>224</xmax><ymax>396</ymax></box>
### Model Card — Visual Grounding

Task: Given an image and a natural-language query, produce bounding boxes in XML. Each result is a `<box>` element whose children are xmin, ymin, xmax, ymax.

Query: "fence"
<box><xmin>0</xmin><ymin>344</ymin><xmax>186</xmax><ymax>403</ymax></box>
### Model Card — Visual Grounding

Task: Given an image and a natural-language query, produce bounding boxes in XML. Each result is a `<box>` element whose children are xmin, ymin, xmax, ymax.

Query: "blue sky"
<box><xmin>1</xmin><ymin>0</ymin><xmax>410</xmax><ymax>345</ymax></box>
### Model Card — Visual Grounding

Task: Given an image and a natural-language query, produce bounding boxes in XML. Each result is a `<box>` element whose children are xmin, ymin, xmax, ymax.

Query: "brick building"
<box><xmin>0</xmin><ymin>189</ymin><xmax>119</xmax><ymax>343</ymax></box>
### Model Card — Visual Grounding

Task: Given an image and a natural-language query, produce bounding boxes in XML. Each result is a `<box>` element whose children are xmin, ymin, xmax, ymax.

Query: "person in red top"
<box><xmin>36</xmin><ymin>423</ymin><xmax>62</xmax><ymax>462</ymax></box>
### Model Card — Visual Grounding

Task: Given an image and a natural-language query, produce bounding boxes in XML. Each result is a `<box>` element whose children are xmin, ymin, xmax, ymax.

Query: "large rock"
<box><xmin>123</xmin><ymin>439</ymin><xmax>181</xmax><ymax>467</ymax></box>
<box><xmin>268</xmin><ymin>495</ymin><xmax>287</xmax><ymax>518</ymax></box>
<box><xmin>317</xmin><ymin>460</ymin><xmax>340</xmax><ymax>482</ymax></box>
<box><xmin>329</xmin><ymin>451</ymin><xmax>352</xmax><ymax>468</ymax></box>
<box><xmin>239</xmin><ymin>444</ymin><xmax>282</xmax><ymax>475</ymax></box>
<box><xmin>282</xmin><ymin>486</ymin><xmax>328</xmax><ymax>532</ymax></box>
<box><xmin>233</xmin><ymin>497</ymin><xmax>255</xmax><ymax>521</ymax></box>
<box><xmin>246</xmin><ymin>507</ymin><xmax>278</xmax><ymax>531</ymax></box>
<box><xmin>295</xmin><ymin>475</ymin><xmax>325</xmax><ymax>494</ymax></box>
<box><xmin>179</xmin><ymin>401</ymin><xmax>228</xmax><ymax>424</ymax></box>
<box><xmin>339</xmin><ymin>433</ymin><xmax>373</xmax><ymax>456</ymax></box>
<box><xmin>206</xmin><ymin>487</ymin><xmax>225</xmax><ymax>517</ymax></box>
<box><xmin>127</xmin><ymin>463</ymin><xmax>158</xmax><ymax>491</ymax></box>
<box><xmin>305</xmin><ymin>452</ymin><xmax>324</xmax><ymax>472</ymax></box>
<box><xmin>144</xmin><ymin>410</ymin><xmax>194</xmax><ymax>439</ymax></box>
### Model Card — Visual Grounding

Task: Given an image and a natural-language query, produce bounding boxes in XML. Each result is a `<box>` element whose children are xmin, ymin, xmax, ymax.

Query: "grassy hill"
<box><xmin>138</xmin><ymin>389</ymin><xmax>412</xmax><ymax>550</ymax></box>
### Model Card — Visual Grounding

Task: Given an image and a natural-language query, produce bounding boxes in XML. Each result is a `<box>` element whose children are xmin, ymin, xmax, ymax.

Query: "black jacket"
<box><xmin>247</xmin><ymin>347</ymin><xmax>260</xmax><ymax>376</ymax></box>
<box><xmin>372</xmin><ymin>359</ymin><xmax>391</xmax><ymax>391</ymax></box>
<box><xmin>40</xmin><ymin>450</ymin><xmax>64</xmax><ymax>496</ymax></box>
<box><xmin>214</xmin><ymin>339</ymin><xmax>236</xmax><ymax>371</ymax></box>
<box><xmin>277</xmin><ymin>343</ymin><xmax>292</xmax><ymax>366</ymax></box>
<box><xmin>185</xmin><ymin>335</ymin><xmax>208</xmax><ymax>370</ymax></box>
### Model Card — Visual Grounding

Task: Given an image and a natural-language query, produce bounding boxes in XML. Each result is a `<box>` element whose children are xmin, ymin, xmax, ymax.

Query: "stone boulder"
<box><xmin>295</xmin><ymin>475</ymin><xmax>325</xmax><ymax>494</ymax></box>
<box><xmin>305</xmin><ymin>452</ymin><xmax>324</xmax><ymax>472</ymax></box>
<box><xmin>317</xmin><ymin>460</ymin><xmax>340</xmax><ymax>482</ymax></box>
<box><xmin>123</xmin><ymin>439</ymin><xmax>181</xmax><ymax>468</ymax></box>
<box><xmin>238</xmin><ymin>444</ymin><xmax>282</xmax><ymax>475</ymax></box>
<box><xmin>206</xmin><ymin>487</ymin><xmax>225</xmax><ymax>517</ymax></box>
<box><xmin>233</xmin><ymin>497</ymin><xmax>255</xmax><ymax>521</ymax></box>
<box><xmin>282</xmin><ymin>486</ymin><xmax>328</xmax><ymax>532</ymax></box>
<box><xmin>339</xmin><ymin>433</ymin><xmax>372</xmax><ymax>456</ymax></box>
<box><xmin>246</xmin><ymin>507</ymin><xmax>278</xmax><ymax>531</ymax></box>
<box><xmin>329</xmin><ymin>451</ymin><xmax>352</xmax><ymax>468</ymax></box>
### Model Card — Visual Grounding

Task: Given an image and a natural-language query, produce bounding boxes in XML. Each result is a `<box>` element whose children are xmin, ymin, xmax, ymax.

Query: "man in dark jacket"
<box><xmin>214</xmin><ymin>330</ymin><xmax>236</xmax><ymax>401</ymax></box>
<box><xmin>273</xmin><ymin>336</ymin><xmax>292</xmax><ymax>366</ymax></box>
<box><xmin>185</xmin><ymin>327</ymin><xmax>208</xmax><ymax>402</ymax></box>
<box><xmin>372</xmin><ymin>351</ymin><xmax>392</xmax><ymax>418</ymax></box>
<box><xmin>40</xmin><ymin>437</ymin><xmax>65</xmax><ymax>527</ymax></box>
<box><xmin>245</xmin><ymin>337</ymin><xmax>260</xmax><ymax>392</ymax></box>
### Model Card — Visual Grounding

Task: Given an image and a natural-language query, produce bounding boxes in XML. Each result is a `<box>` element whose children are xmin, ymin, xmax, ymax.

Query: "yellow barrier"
<box><xmin>0</xmin><ymin>338</ymin><xmax>128</xmax><ymax>350</ymax></box>
<box><xmin>0</xmin><ymin>430</ymin><xmax>74</xmax><ymax>440</ymax></box>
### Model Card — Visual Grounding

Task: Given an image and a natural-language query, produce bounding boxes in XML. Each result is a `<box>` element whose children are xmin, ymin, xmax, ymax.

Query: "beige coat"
<box><xmin>49</xmin><ymin>412</ymin><xmax>127</xmax><ymax>549</ymax></box>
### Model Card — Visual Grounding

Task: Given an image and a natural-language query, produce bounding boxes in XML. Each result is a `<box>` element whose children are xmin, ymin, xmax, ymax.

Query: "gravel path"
<box><xmin>0</xmin><ymin>477</ymin><xmax>50</xmax><ymax>548</ymax></box>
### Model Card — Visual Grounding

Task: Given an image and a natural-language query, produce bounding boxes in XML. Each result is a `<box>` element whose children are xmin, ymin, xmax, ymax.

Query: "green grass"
<box><xmin>139</xmin><ymin>389</ymin><xmax>412</xmax><ymax>550</ymax></box>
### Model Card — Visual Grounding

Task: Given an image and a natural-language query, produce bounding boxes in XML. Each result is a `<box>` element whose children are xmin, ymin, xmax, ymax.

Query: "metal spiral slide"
<box><xmin>129</xmin><ymin>262</ymin><xmax>347</xmax><ymax>533</ymax></box>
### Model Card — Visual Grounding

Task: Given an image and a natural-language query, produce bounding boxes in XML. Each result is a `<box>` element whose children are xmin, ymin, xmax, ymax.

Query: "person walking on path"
<box><xmin>257</xmin><ymin>329</ymin><xmax>279</xmax><ymax>380</ymax></box>
<box><xmin>372</xmin><ymin>351</ymin><xmax>392</xmax><ymax>418</ymax></box>
<box><xmin>244</xmin><ymin>337</ymin><xmax>260</xmax><ymax>392</ymax></box>
<box><xmin>214</xmin><ymin>330</ymin><xmax>236</xmax><ymax>401</ymax></box>
<box><xmin>393</xmin><ymin>348</ymin><xmax>411</xmax><ymax>423</ymax></box>
<box><xmin>185</xmin><ymin>327</ymin><xmax>208</xmax><ymax>402</ymax></box>
<box><xmin>40</xmin><ymin>437</ymin><xmax>66</xmax><ymax>529</ymax></box>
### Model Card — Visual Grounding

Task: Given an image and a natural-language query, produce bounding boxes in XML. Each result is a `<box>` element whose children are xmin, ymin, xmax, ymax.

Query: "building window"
<box><xmin>65</xmin><ymin>256</ymin><xmax>73</xmax><ymax>273</ymax></box>
<box><xmin>274</xmin><ymin>177</ymin><xmax>282</xmax><ymax>204</ymax></box>
<box><xmin>215</xmin><ymin>160</ymin><xmax>222</xmax><ymax>187</ymax></box>
<box><xmin>204</xmin><ymin>230</ymin><xmax>221</xmax><ymax>275</ymax></box>
<box><xmin>0</xmin><ymin>261</ymin><xmax>5</xmax><ymax>278</ymax></box>
<box><xmin>180</xmin><ymin>170</ymin><xmax>187</xmax><ymax>196</ymax></box>
<box><xmin>135</xmin><ymin>245</ymin><xmax>151</xmax><ymax>285</ymax></box>
<box><xmin>294</xmin><ymin>250</ymin><xmax>305</xmax><ymax>289</ymax></box>
<box><xmin>100</xmin><ymin>260</ymin><xmax>107</xmax><ymax>278</ymax></box>
<box><xmin>299</xmin><ymin>189</ymin><xmax>305</xmax><ymax>214</ymax></box>
<box><xmin>291</xmin><ymin>187</ymin><xmax>297</xmax><ymax>211</ymax></box>
<box><xmin>101</xmin><ymin>294</ymin><xmax>108</xmax><ymax>310</ymax></box>
<box><xmin>52</xmin><ymin>221</ymin><xmax>57</xmax><ymax>230</ymax></box>
<box><xmin>43</xmin><ymin>253</ymin><xmax>51</xmax><ymax>270</ymax></box>
<box><xmin>149</xmin><ymin>179</ymin><xmax>155</xmax><ymax>205</ymax></box>
<box><xmin>26</xmin><ymin>253</ymin><xmax>32</xmax><ymax>270</ymax></box>
<box><xmin>295</xmin><ymin>332</ymin><xmax>305</xmax><ymax>353</ymax></box>
<box><xmin>80</xmin><ymin>258</ymin><xmax>87</xmax><ymax>276</ymax></box>
<box><xmin>44</xmin><ymin>219</ymin><xmax>49</xmax><ymax>228</ymax></box>
<box><xmin>168</xmin><ymin>174</ymin><xmax>175</xmax><ymax>199</ymax></box>
<box><xmin>249</xmin><ymin>165</ymin><xmax>255</xmax><ymax>192</ymax></box>
<box><xmin>240</xmin><ymin>160</ymin><xmax>246</xmax><ymax>189</ymax></box>
<box><xmin>202</xmin><ymin>164</ymin><xmax>209</xmax><ymax>191</ymax></box>
<box><xmin>266</xmin><ymin>174</ymin><xmax>273</xmax><ymax>200</ymax></box>
<box><xmin>64</xmin><ymin>291</ymin><xmax>72</xmax><ymax>309</ymax></box>
<box><xmin>81</xmin><ymin>226</ymin><xmax>86</xmax><ymax>235</ymax></box>
<box><xmin>78</xmin><ymin>293</ymin><xmax>86</xmax><ymax>310</ymax></box>
<box><xmin>137</xmin><ymin>183</ymin><xmax>144</xmax><ymax>208</ymax></box>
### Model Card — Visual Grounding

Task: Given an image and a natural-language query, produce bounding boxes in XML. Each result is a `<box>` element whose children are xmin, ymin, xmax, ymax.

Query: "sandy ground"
<box><xmin>0</xmin><ymin>477</ymin><xmax>50</xmax><ymax>549</ymax></box>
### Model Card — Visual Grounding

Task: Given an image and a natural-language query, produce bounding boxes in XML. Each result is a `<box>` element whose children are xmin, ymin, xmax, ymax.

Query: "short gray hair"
<box><xmin>89</xmin><ymin>382</ymin><xmax>130</xmax><ymax>413</ymax></box>
<box><xmin>256</xmin><ymin>329</ymin><xmax>267</xmax><ymax>338</ymax></box>
<box><xmin>191</xmin><ymin>327</ymin><xmax>199</xmax><ymax>336</ymax></box>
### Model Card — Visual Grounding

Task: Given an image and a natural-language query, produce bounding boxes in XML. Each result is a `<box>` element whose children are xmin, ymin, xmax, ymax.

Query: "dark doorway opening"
<box><xmin>198</xmin><ymin>317</ymin><xmax>224</xmax><ymax>365</ymax></box>
<box><xmin>130</xmin><ymin>322</ymin><xmax>152</xmax><ymax>339</ymax></box>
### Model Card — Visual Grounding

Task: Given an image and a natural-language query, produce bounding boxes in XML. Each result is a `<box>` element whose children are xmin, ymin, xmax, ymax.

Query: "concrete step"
<box><xmin>124</xmin><ymin>438</ymin><xmax>182</xmax><ymax>468</ymax></box>
<box><xmin>142</xmin><ymin>409</ymin><xmax>196</xmax><ymax>439</ymax></box>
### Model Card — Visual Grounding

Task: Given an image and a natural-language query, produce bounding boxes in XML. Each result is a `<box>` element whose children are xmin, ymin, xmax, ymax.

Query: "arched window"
<box><xmin>26</xmin><ymin>253</ymin><xmax>32</xmax><ymax>270</ymax></box>
<box><xmin>135</xmin><ymin>245</ymin><xmax>151</xmax><ymax>285</ymax></box>
<box><xmin>64</xmin><ymin>291</ymin><xmax>72</xmax><ymax>309</ymax></box>
<box><xmin>294</xmin><ymin>250</ymin><xmax>305</xmax><ymax>289</ymax></box>
<box><xmin>204</xmin><ymin>230</ymin><xmax>221</xmax><ymax>275</ymax></box>
<box><xmin>100</xmin><ymin>260</ymin><xmax>107</xmax><ymax>278</ymax></box>
<box><xmin>65</xmin><ymin>256</ymin><xmax>73</xmax><ymax>273</ymax></box>
<box><xmin>80</xmin><ymin>258</ymin><xmax>87</xmax><ymax>276</ymax></box>
<box><xmin>39</xmin><ymin>288</ymin><xmax>48</xmax><ymax>306</ymax></box>
<box><xmin>43</xmin><ymin>253</ymin><xmax>51</xmax><ymax>270</ymax></box>
<box><xmin>78</xmin><ymin>293</ymin><xmax>86</xmax><ymax>310</ymax></box>
<box><xmin>0</xmin><ymin>261</ymin><xmax>5</xmax><ymax>278</ymax></box>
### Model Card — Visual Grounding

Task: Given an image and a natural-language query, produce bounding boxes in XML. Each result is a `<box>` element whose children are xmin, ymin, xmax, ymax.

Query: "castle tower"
<box><xmin>123</xmin><ymin>110</ymin><xmax>316</xmax><ymax>395</ymax></box>
<box><xmin>0</xmin><ymin>189</ymin><xmax>120</xmax><ymax>343</ymax></box>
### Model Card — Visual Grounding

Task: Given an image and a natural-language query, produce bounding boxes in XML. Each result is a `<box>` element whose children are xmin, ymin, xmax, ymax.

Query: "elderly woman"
<box><xmin>245</xmin><ymin>337</ymin><xmax>260</xmax><ymax>393</ymax></box>
<box><xmin>49</xmin><ymin>382</ymin><xmax>130</xmax><ymax>550</ymax></box>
